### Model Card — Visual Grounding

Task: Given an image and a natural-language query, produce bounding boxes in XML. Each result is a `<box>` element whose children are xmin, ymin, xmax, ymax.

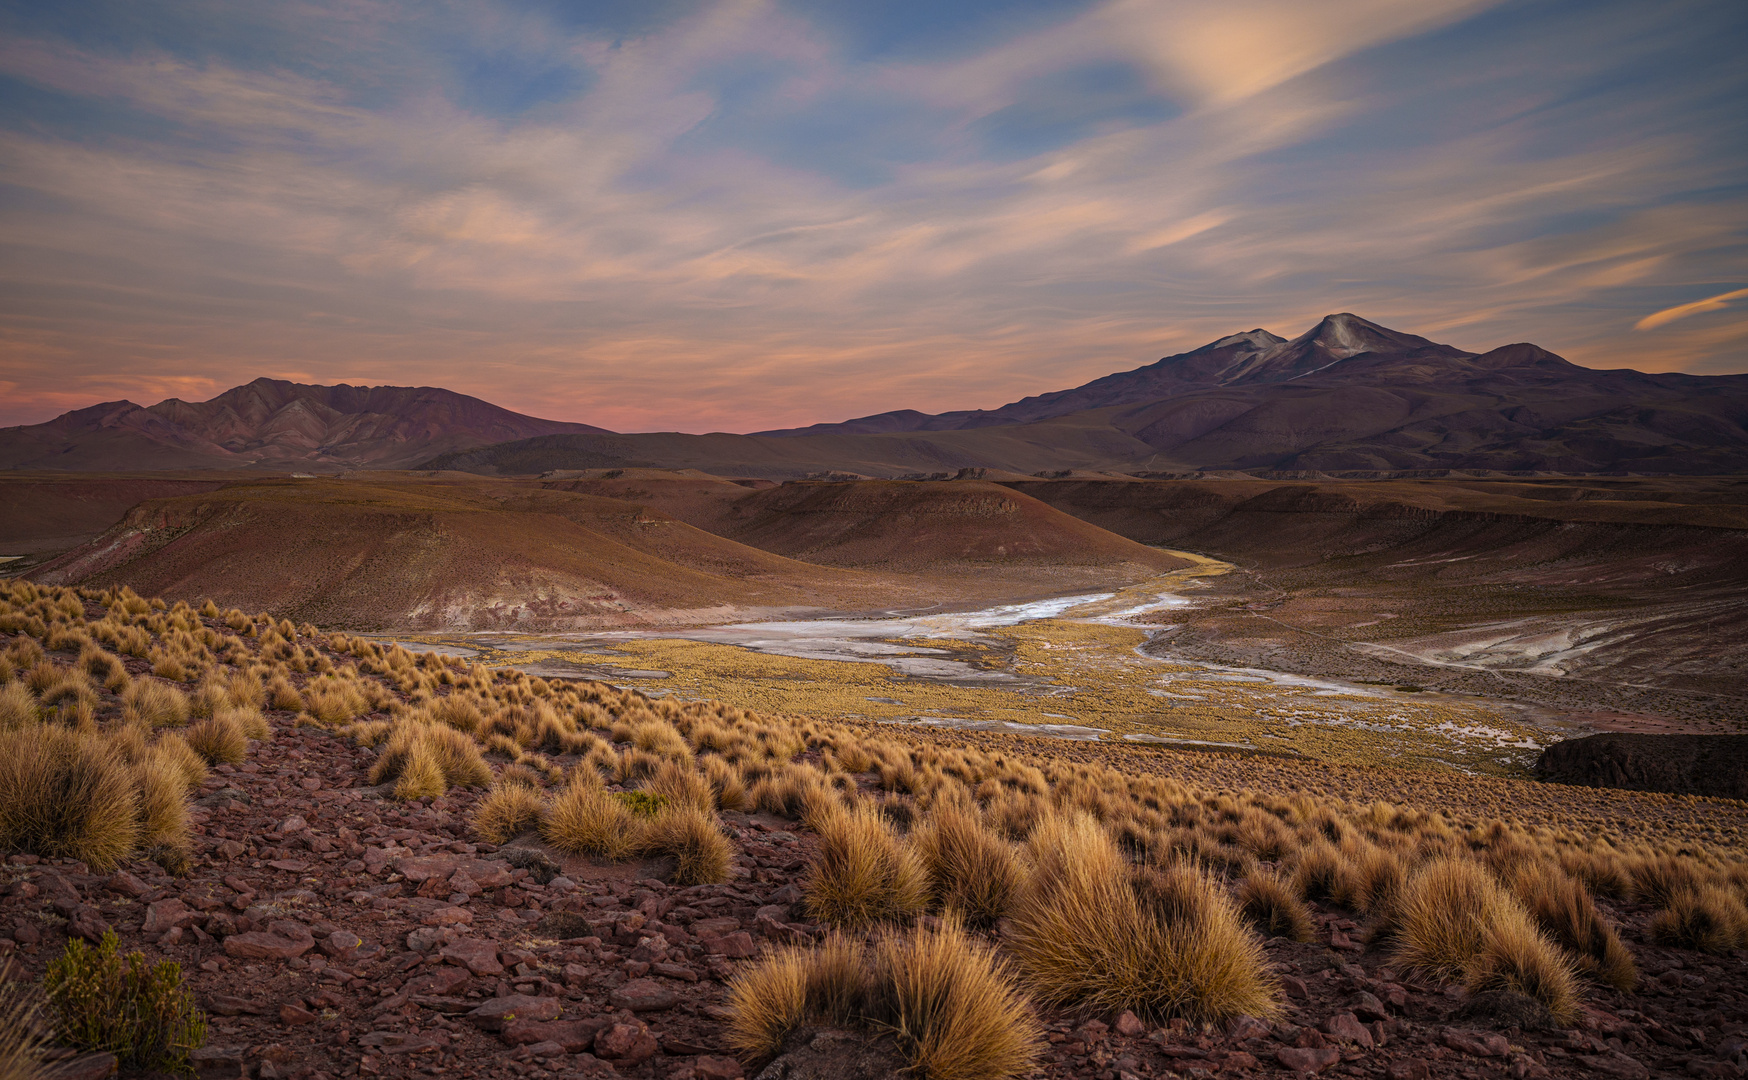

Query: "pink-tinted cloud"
<box><xmin>0</xmin><ymin>0</ymin><xmax>1743</xmax><ymax>431</ymax></box>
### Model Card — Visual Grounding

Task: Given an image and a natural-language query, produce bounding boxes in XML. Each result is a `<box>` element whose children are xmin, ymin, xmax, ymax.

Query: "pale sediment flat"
<box><xmin>393</xmin><ymin>551</ymin><xmax>1578</xmax><ymax>776</ymax></box>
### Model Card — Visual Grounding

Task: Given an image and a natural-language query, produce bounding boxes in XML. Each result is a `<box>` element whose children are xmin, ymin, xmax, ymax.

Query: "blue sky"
<box><xmin>0</xmin><ymin>0</ymin><xmax>1743</xmax><ymax>431</ymax></box>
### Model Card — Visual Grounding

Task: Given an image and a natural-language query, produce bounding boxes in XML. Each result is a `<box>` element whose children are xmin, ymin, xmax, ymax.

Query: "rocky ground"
<box><xmin>4</xmin><ymin>710</ymin><xmax>1747</xmax><ymax>1080</ymax></box>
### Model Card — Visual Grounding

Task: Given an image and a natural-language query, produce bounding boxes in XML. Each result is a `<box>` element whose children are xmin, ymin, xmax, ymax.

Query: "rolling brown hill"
<box><xmin>26</xmin><ymin>473</ymin><xmax>1187</xmax><ymax>628</ymax></box>
<box><xmin>0</xmin><ymin>378</ymin><xmax>611</xmax><ymax>472</ymax></box>
<box><xmin>546</xmin><ymin>474</ymin><xmax>1189</xmax><ymax>575</ymax></box>
<box><xmin>428</xmin><ymin>314</ymin><xmax>1748</xmax><ymax>477</ymax></box>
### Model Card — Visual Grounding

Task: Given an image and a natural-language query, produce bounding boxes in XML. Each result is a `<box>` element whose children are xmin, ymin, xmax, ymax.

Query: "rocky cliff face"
<box><xmin>1536</xmin><ymin>734</ymin><xmax>1748</xmax><ymax>799</ymax></box>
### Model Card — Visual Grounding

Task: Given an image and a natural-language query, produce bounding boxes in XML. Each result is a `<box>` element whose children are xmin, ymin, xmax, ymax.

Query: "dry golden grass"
<box><xmin>150</xmin><ymin>732</ymin><xmax>208</xmax><ymax>790</ymax></box>
<box><xmin>1385</xmin><ymin>856</ymin><xmax>1500</xmax><ymax>980</ymax></box>
<box><xmin>219</xmin><ymin>705</ymin><xmax>270</xmax><ymax>741</ymax></box>
<box><xmin>1631</xmin><ymin>855</ymin><xmax>1706</xmax><ymax>909</ymax></box>
<box><xmin>0</xmin><ymin>682</ymin><xmax>36</xmax><ymax>730</ymax></box>
<box><xmin>1009</xmin><ymin>812</ymin><xmax>1277</xmax><ymax>1024</ymax></box>
<box><xmin>184</xmin><ymin>714</ymin><xmax>247</xmax><ymax>765</ymax></box>
<box><xmin>1508</xmin><ymin>863</ymin><xmax>1636</xmax><ymax>991</ymax></box>
<box><xmin>726</xmin><ymin>942</ymin><xmax>817</xmax><ymax>1061</ymax></box>
<box><xmin>7</xmin><ymin>577</ymin><xmax>1748</xmax><ymax>1063</ymax></box>
<box><xmin>542</xmin><ymin>776</ymin><xmax>643</xmax><ymax>860</ymax></box>
<box><xmin>120</xmin><ymin>679</ymin><xmax>188</xmax><ymax>728</ymax></box>
<box><xmin>803</xmin><ymin>802</ymin><xmax>928</xmax><ymax>930</ymax></box>
<box><xmin>1237</xmin><ymin>869</ymin><xmax>1315</xmax><ymax>942</ymax></box>
<box><xmin>1651</xmin><ymin>886</ymin><xmax>1748</xmax><ymax>955</ymax></box>
<box><xmin>0</xmin><ymin>725</ymin><xmax>140</xmax><ymax>871</ymax></box>
<box><xmin>472</xmin><ymin>782</ymin><xmax>546</xmax><ymax>844</ymax></box>
<box><xmin>910</xmin><ymin>800</ymin><xmax>1024</xmax><ymax>929</ymax></box>
<box><xmin>645</xmin><ymin>803</ymin><xmax>733</xmax><ymax>885</ymax></box>
<box><xmin>868</xmin><ymin>918</ymin><xmax>1042</xmax><ymax>1080</ymax></box>
<box><xmin>726</xmin><ymin>924</ymin><xmax>1040</xmax><ymax>1080</ymax></box>
<box><xmin>393</xmin><ymin>745</ymin><xmax>446</xmax><ymax>801</ymax></box>
<box><xmin>1464</xmin><ymin>902</ymin><xmax>1583</xmax><ymax>1026</ymax></box>
<box><xmin>0</xmin><ymin>979</ymin><xmax>44</xmax><ymax>1080</ymax></box>
<box><xmin>132</xmin><ymin>755</ymin><xmax>191</xmax><ymax>856</ymax></box>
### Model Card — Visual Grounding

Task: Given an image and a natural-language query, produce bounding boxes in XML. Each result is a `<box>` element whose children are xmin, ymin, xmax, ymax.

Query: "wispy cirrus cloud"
<box><xmin>0</xmin><ymin>0</ymin><xmax>1743</xmax><ymax>432</ymax></box>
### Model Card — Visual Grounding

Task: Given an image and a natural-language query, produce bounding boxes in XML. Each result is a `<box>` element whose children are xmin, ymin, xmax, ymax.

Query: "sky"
<box><xmin>0</xmin><ymin>0</ymin><xmax>1744</xmax><ymax>433</ymax></box>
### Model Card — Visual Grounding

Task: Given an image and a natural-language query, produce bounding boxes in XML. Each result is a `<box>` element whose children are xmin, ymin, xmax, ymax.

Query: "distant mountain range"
<box><xmin>0</xmin><ymin>378</ymin><xmax>609</xmax><ymax>471</ymax></box>
<box><xmin>8</xmin><ymin>315</ymin><xmax>1747</xmax><ymax>475</ymax></box>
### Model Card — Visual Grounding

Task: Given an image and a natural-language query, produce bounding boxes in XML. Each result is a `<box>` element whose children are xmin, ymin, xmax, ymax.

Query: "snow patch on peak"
<box><xmin>1210</xmin><ymin>329</ymin><xmax>1285</xmax><ymax>351</ymax></box>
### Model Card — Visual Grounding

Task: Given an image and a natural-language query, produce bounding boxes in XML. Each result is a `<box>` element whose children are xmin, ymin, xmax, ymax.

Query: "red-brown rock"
<box><xmin>595</xmin><ymin>1020</ymin><xmax>659</xmax><ymax>1063</ymax></box>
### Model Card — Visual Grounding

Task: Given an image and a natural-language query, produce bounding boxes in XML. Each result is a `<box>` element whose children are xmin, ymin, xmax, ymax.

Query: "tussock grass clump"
<box><xmin>184</xmin><ymin>714</ymin><xmax>247</xmax><ymax>765</ymax></box>
<box><xmin>1290</xmin><ymin>840</ymin><xmax>1343</xmax><ymax>904</ymax></box>
<box><xmin>121</xmin><ymin>680</ymin><xmax>189</xmax><ymax>728</ymax></box>
<box><xmin>1651</xmin><ymin>887</ymin><xmax>1748</xmax><ymax>955</ymax></box>
<box><xmin>150</xmin><ymin>732</ymin><xmax>209</xmax><ymax>791</ymax></box>
<box><xmin>1464</xmin><ymin>903</ymin><xmax>1583</xmax><ymax>1026</ymax></box>
<box><xmin>911</xmin><ymin>801</ymin><xmax>1024</xmax><ymax>929</ymax></box>
<box><xmin>1237</xmin><ymin>869</ymin><xmax>1315</xmax><ymax>942</ymax></box>
<box><xmin>0</xmin><ymin>980</ymin><xmax>45</xmax><ymax>1080</ymax></box>
<box><xmin>472</xmin><ymin>782</ymin><xmax>545</xmax><ymax>844</ymax></box>
<box><xmin>393</xmin><ymin>746</ymin><xmax>446</xmax><ymax>801</ymax></box>
<box><xmin>543</xmin><ymin>776</ymin><xmax>644</xmax><ymax>860</ymax></box>
<box><xmin>0</xmin><ymin>681</ymin><xmax>37</xmax><ymax>730</ymax></box>
<box><xmin>803</xmin><ymin>802</ymin><xmax>928</xmax><ymax>930</ymax></box>
<box><xmin>868</xmin><ymin>919</ymin><xmax>1042</xmax><ymax>1080</ymax></box>
<box><xmin>1508</xmin><ymin>863</ymin><xmax>1636</xmax><ymax>991</ymax></box>
<box><xmin>1631</xmin><ymin>855</ymin><xmax>1705</xmax><ymax>909</ymax></box>
<box><xmin>219</xmin><ymin>706</ymin><xmax>270</xmax><ymax>741</ymax></box>
<box><xmin>645</xmin><ymin>803</ymin><xmax>734</xmax><ymax>885</ymax></box>
<box><xmin>369</xmin><ymin>721</ymin><xmax>491</xmax><ymax>792</ymax></box>
<box><xmin>45</xmin><ymin>930</ymin><xmax>206</xmax><ymax>1072</ymax></box>
<box><xmin>646</xmin><ymin>759</ymin><xmax>717</xmax><ymax>812</ymax></box>
<box><xmin>1385</xmin><ymin>856</ymin><xmax>1500</xmax><ymax>979</ymax></box>
<box><xmin>1388</xmin><ymin>856</ymin><xmax>1584</xmax><ymax>1021</ymax></box>
<box><xmin>727</xmin><ymin>924</ymin><xmax>1040</xmax><ymax>1080</ymax></box>
<box><xmin>133</xmin><ymin>755</ymin><xmax>192</xmax><ymax>856</ymax></box>
<box><xmin>1009</xmin><ymin>813</ymin><xmax>1277</xmax><ymax>1024</ymax></box>
<box><xmin>0</xmin><ymin>725</ymin><xmax>140</xmax><ymax>871</ymax></box>
<box><xmin>430</xmin><ymin>694</ymin><xmax>484</xmax><ymax>733</ymax></box>
<box><xmin>727</xmin><ymin>937</ymin><xmax>848</xmax><ymax>1061</ymax></box>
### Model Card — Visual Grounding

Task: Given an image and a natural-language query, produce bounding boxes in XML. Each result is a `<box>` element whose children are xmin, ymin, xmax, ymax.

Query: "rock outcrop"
<box><xmin>1536</xmin><ymin>734</ymin><xmax>1748</xmax><ymax>799</ymax></box>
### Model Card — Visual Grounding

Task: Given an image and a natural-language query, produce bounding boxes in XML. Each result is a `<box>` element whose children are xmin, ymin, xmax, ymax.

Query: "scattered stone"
<box><xmin>709</xmin><ymin>931</ymin><xmax>757</xmax><ymax>958</ymax></box>
<box><xmin>500</xmin><ymin>1017</ymin><xmax>612</xmax><ymax>1052</ymax></box>
<box><xmin>317</xmin><ymin>930</ymin><xmax>362</xmax><ymax>960</ymax></box>
<box><xmin>1276</xmin><ymin>1047</ymin><xmax>1342</xmax><ymax>1074</ymax></box>
<box><xmin>610</xmin><ymin>977</ymin><xmax>680</xmax><ymax>1012</ymax></box>
<box><xmin>1323</xmin><ymin>1012</ymin><xmax>1374</xmax><ymax>1049</ymax></box>
<box><xmin>466</xmin><ymin>994</ymin><xmax>562</xmax><ymax>1032</ymax></box>
<box><xmin>532</xmin><ymin>911</ymin><xmax>595</xmax><ymax>939</ymax></box>
<box><xmin>693</xmin><ymin>1055</ymin><xmax>743</xmax><ymax>1079</ymax></box>
<box><xmin>595</xmin><ymin>1020</ymin><xmax>659</xmax><ymax>1064</ymax></box>
<box><xmin>1386</xmin><ymin>1060</ymin><xmax>1431</xmax><ymax>1080</ymax></box>
<box><xmin>223</xmin><ymin>921</ymin><xmax>314</xmax><ymax>960</ymax></box>
<box><xmin>440</xmin><ymin>936</ymin><xmax>504</xmax><ymax>975</ymax></box>
<box><xmin>205</xmin><ymin>993</ymin><xmax>269</xmax><ymax>1016</ymax></box>
<box><xmin>421</xmin><ymin>906</ymin><xmax>473</xmax><ymax>927</ymax></box>
<box><xmin>357</xmin><ymin>1031</ymin><xmax>451</xmax><ymax>1055</ymax></box>
<box><xmin>1114</xmin><ymin>1010</ymin><xmax>1145</xmax><ymax>1037</ymax></box>
<box><xmin>1442</xmin><ymin>1028</ymin><xmax>1511</xmax><ymax>1058</ymax></box>
<box><xmin>1574</xmin><ymin>1052</ymin><xmax>1652</xmax><ymax>1079</ymax></box>
<box><xmin>278</xmin><ymin>1003</ymin><xmax>317</xmax><ymax>1025</ymax></box>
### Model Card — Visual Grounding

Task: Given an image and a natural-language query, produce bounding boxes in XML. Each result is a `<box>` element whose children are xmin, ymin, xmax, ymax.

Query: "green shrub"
<box><xmin>45</xmin><ymin>930</ymin><xmax>206</xmax><ymax>1072</ymax></box>
<box><xmin>614</xmin><ymin>790</ymin><xmax>669</xmax><ymax>817</ymax></box>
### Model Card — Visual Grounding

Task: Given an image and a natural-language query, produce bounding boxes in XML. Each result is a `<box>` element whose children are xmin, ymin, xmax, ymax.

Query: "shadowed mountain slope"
<box><xmin>0</xmin><ymin>378</ymin><xmax>611</xmax><ymax>472</ymax></box>
<box><xmin>430</xmin><ymin>315</ymin><xmax>1748</xmax><ymax>477</ymax></box>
